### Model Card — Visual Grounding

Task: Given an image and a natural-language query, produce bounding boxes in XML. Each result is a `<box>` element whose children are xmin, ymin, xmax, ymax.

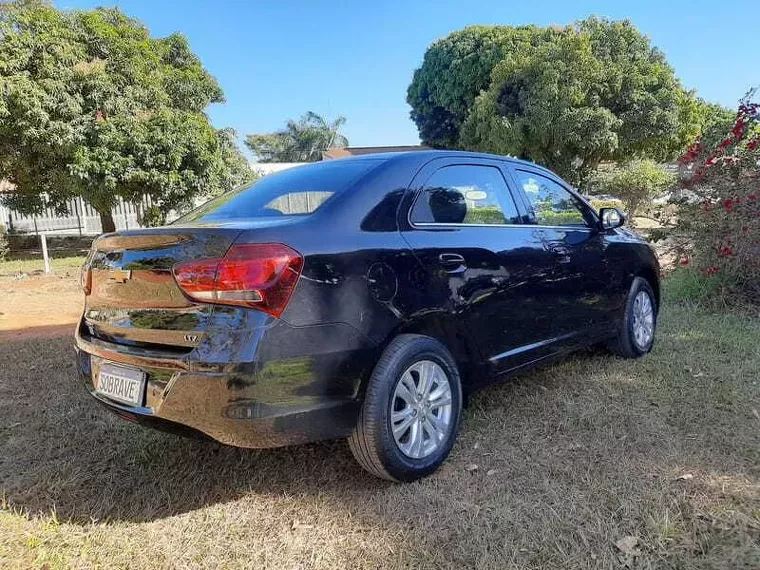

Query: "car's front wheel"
<box><xmin>348</xmin><ymin>334</ymin><xmax>462</xmax><ymax>481</ymax></box>
<box><xmin>609</xmin><ymin>276</ymin><xmax>658</xmax><ymax>358</ymax></box>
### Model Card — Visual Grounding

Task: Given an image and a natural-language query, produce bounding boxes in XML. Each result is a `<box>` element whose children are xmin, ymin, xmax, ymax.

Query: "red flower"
<box><xmin>680</xmin><ymin>258</ymin><xmax>690</xmax><ymax>266</ymax></box>
<box><xmin>678</xmin><ymin>140</ymin><xmax>703</xmax><ymax>164</ymax></box>
<box><xmin>723</xmin><ymin>199</ymin><xmax>734</xmax><ymax>212</ymax></box>
<box><xmin>732</xmin><ymin>119</ymin><xmax>745</xmax><ymax>139</ymax></box>
<box><xmin>749</xmin><ymin>194</ymin><xmax>758</xmax><ymax>201</ymax></box>
<box><xmin>719</xmin><ymin>246</ymin><xmax>734</xmax><ymax>257</ymax></box>
<box><xmin>748</xmin><ymin>139</ymin><xmax>758</xmax><ymax>151</ymax></box>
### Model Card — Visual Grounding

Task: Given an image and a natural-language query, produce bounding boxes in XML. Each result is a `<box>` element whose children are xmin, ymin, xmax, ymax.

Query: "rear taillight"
<box><xmin>172</xmin><ymin>243</ymin><xmax>303</xmax><ymax>317</ymax></box>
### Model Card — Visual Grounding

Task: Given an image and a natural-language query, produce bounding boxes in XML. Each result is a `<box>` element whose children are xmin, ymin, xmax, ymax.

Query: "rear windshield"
<box><xmin>176</xmin><ymin>160</ymin><xmax>379</xmax><ymax>223</ymax></box>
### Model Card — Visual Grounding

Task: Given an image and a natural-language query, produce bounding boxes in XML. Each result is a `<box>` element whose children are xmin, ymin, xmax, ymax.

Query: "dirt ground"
<box><xmin>0</xmin><ymin>271</ymin><xmax>83</xmax><ymax>338</ymax></box>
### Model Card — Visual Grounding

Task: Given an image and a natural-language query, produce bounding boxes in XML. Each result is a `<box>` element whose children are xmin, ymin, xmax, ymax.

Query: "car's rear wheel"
<box><xmin>348</xmin><ymin>334</ymin><xmax>462</xmax><ymax>481</ymax></box>
<box><xmin>609</xmin><ymin>277</ymin><xmax>658</xmax><ymax>358</ymax></box>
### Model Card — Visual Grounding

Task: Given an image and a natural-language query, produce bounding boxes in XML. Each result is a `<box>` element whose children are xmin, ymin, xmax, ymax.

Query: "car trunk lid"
<box><xmin>82</xmin><ymin>227</ymin><xmax>243</xmax><ymax>351</ymax></box>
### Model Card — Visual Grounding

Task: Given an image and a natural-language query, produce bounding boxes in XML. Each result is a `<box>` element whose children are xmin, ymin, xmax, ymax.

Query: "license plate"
<box><xmin>96</xmin><ymin>363</ymin><xmax>146</xmax><ymax>406</ymax></box>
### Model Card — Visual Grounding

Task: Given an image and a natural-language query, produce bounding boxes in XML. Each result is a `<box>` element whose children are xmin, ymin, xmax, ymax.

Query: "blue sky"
<box><xmin>57</xmin><ymin>0</ymin><xmax>758</xmax><ymax>151</ymax></box>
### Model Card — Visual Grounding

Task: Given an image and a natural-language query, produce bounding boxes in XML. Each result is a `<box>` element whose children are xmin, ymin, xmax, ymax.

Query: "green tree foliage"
<box><xmin>0</xmin><ymin>0</ymin><xmax>250</xmax><ymax>232</ymax></box>
<box><xmin>212</xmin><ymin>127</ymin><xmax>256</xmax><ymax>195</ymax></box>
<box><xmin>0</xmin><ymin>223</ymin><xmax>8</xmax><ymax>260</ymax></box>
<box><xmin>688</xmin><ymin>97</ymin><xmax>737</xmax><ymax>151</ymax></box>
<box><xmin>587</xmin><ymin>160</ymin><xmax>675</xmax><ymax>220</ymax></box>
<box><xmin>245</xmin><ymin>111</ymin><xmax>349</xmax><ymax>163</ymax></box>
<box><xmin>406</xmin><ymin>25</ymin><xmax>556</xmax><ymax>148</ymax></box>
<box><xmin>409</xmin><ymin>18</ymin><xmax>721</xmax><ymax>184</ymax></box>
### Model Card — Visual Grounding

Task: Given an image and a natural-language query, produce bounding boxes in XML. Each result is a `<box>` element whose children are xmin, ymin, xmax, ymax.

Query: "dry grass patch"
<box><xmin>1</xmin><ymin>303</ymin><xmax>758</xmax><ymax>569</ymax></box>
<box><xmin>0</xmin><ymin>256</ymin><xmax>85</xmax><ymax>277</ymax></box>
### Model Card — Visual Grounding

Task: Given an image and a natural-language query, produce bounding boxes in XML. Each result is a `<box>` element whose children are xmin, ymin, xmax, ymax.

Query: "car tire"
<box><xmin>348</xmin><ymin>334</ymin><xmax>463</xmax><ymax>482</ymax></box>
<box><xmin>609</xmin><ymin>277</ymin><xmax>658</xmax><ymax>358</ymax></box>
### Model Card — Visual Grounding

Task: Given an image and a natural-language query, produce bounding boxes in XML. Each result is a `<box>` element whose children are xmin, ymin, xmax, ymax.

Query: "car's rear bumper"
<box><xmin>74</xmin><ymin>320</ymin><xmax>376</xmax><ymax>448</ymax></box>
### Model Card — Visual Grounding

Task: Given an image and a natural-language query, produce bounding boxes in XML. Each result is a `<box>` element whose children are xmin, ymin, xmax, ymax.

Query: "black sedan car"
<box><xmin>75</xmin><ymin>151</ymin><xmax>659</xmax><ymax>481</ymax></box>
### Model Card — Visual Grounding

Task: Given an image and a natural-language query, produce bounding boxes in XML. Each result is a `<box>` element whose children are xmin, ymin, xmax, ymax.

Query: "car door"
<box><xmin>507</xmin><ymin>167</ymin><xmax>617</xmax><ymax>340</ymax></box>
<box><xmin>399</xmin><ymin>158</ymin><xmax>559</xmax><ymax>375</ymax></box>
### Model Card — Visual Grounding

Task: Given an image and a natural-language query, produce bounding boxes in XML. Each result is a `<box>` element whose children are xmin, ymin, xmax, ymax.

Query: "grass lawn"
<box><xmin>0</xmin><ymin>255</ymin><xmax>86</xmax><ymax>276</ymax></box>
<box><xmin>0</xmin><ymin>295</ymin><xmax>758</xmax><ymax>568</ymax></box>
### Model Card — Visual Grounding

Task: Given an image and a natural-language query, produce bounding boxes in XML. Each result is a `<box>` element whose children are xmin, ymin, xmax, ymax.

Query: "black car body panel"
<box><xmin>75</xmin><ymin>151</ymin><xmax>660</xmax><ymax>447</ymax></box>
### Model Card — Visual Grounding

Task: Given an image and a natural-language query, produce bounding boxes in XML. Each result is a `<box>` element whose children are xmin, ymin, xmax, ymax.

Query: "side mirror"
<box><xmin>599</xmin><ymin>207</ymin><xmax>625</xmax><ymax>230</ymax></box>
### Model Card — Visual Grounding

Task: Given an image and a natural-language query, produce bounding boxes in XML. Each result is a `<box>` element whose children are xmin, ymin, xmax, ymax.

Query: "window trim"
<box><xmin>511</xmin><ymin>167</ymin><xmax>600</xmax><ymax>230</ymax></box>
<box><xmin>407</xmin><ymin>162</ymin><xmax>525</xmax><ymax>229</ymax></box>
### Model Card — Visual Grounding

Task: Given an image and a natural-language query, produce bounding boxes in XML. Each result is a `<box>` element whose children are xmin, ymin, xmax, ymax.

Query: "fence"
<box><xmin>0</xmin><ymin>195</ymin><xmax>153</xmax><ymax>236</ymax></box>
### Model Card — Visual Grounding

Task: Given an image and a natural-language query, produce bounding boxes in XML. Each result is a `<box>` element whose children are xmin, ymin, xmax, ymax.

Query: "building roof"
<box><xmin>322</xmin><ymin>145</ymin><xmax>430</xmax><ymax>159</ymax></box>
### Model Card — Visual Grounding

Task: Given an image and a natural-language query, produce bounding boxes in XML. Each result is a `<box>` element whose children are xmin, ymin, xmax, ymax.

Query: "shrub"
<box><xmin>465</xmin><ymin>207</ymin><xmax>507</xmax><ymax>224</ymax></box>
<box><xmin>674</xmin><ymin>89</ymin><xmax>760</xmax><ymax>305</ymax></box>
<box><xmin>664</xmin><ymin>266</ymin><xmax>732</xmax><ymax>309</ymax></box>
<box><xmin>587</xmin><ymin>198</ymin><xmax>624</xmax><ymax>211</ymax></box>
<box><xmin>0</xmin><ymin>224</ymin><xmax>8</xmax><ymax>261</ymax></box>
<box><xmin>586</xmin><ymin>160</ymin><xmax>676</xmax><ymax>221</ymax></box>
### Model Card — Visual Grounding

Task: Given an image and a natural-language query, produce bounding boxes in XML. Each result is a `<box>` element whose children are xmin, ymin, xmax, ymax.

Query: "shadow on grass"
<box><xmin>0</xmin><ymin>334</ymin><xmax>392</xmax><ymax>524</ymax></box>
<box><xmin>0</xmin><ymin>337</ymin><xmax>658</xmax><ymax>524</ymax></box>
<box><xmin>0</xmin><ymin>335</ymin><xmax>606</xmax><ymax>526</ymax></box>
<box><xmin>1</xmin><ymin>314</ymin><xmax>758</xmax><ymax>568</ymax></box>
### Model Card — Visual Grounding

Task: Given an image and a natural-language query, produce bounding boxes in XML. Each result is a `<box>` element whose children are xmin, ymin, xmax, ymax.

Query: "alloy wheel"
<box><xmin>632</xmin><ymin>290</ymin><xmax>655</xmax><ymax>349</ymax></box>
<box><xmin>390</xmin><ymin>360</ymin><xmax>453</xmax><ymax>459</ymax></box>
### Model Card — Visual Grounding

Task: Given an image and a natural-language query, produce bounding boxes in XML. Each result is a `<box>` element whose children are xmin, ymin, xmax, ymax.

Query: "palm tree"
<box><xmin>245</xmin><ymin>111</ymin><xmax>349</xmax><ymax>162</ymax></box>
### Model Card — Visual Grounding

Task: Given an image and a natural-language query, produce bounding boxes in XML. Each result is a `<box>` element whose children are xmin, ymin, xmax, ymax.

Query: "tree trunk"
<box><xmin>98</xmin><ymin>208</ymin><xmax>116</xmax><ymax>233</ymax></box>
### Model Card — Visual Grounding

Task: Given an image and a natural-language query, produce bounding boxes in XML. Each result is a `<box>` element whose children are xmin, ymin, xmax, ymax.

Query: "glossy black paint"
<box><xmin>75</xmin><ymin>150</ymin><xmax>660</xmax><ymax>448</ymax></box>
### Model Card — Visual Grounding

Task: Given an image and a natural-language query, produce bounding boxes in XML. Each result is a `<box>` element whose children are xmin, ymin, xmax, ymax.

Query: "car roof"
<box><xmin>325</xmin><ymin>150</ymin><xmax>559</xmax><ymax>179</ymax></box>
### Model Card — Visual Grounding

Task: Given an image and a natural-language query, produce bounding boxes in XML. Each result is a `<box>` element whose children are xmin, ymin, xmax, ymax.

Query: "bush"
<box><xmin>0</xmin><ymin>224</ymin><xmax>8</xmax><ymax>261</ymax></box>
<box><xmin>465</xmin><ymin>207</ymin><xmax>507</xmax><ymax>224</ymax></box>
<box><xmin>664</xmin><ymin>266</ymin><xmax>733</xmax><ymax>309</ymax></box>
<box><xmin>674</xmin><ymin>89</ymin><xmax>760</xmax><ymax>305</ymax></box>
<box><xmin>586</xmin><ymin>160</ymin><xmax>676</xmax><ymax>221</ymax></box>
<box><xmin>587</xmin><ymin>198</ymin><xmax>624</xmax><ymax>211</ymax></box>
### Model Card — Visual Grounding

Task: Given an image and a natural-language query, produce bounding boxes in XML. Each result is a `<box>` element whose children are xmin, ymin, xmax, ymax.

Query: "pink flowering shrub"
<box><xmin>675</xmin><ymin>90</ymin><xmax>760</xmax><ymax>304</ymax></box>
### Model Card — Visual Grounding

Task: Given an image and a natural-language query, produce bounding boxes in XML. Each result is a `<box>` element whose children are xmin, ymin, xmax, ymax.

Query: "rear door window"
<box><xmin>410</xmin><ymin>165</ymin><xmax>520</xmax><ymax>225</ymax></box>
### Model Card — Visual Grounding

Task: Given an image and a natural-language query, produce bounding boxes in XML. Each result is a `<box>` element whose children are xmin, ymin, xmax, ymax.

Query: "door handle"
<box><xmin>438</xmin><ymin>253</ymin><xmax>466</xmax><ymax>273</ymax></box>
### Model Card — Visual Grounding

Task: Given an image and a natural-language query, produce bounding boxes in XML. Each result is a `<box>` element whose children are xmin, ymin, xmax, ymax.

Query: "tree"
<box><xmin>686</xmin><ymin>97</ymin><xmax>736</xmax><ymax>151</ymax></box>
<box><xmin>461</xmin><ymin>30</ymin><xmax>622</xmax><ymax>184</ymax></box>
<box><xmin>211</xmin><ymin>127</ymin><xmax>256</xmax><ymax>196</ymax></box>
<box><xmin>409</xmin><ymin>18</ymin><xmax>708</xmax><ymax>184</ymax></box>
<box><xmin>245</xmin><ymin>111</ymin><xmax>349</xmax><ymax>162</ymax></box>
<box><xmin>406</xmin><ymin>25</ymin><xmax>556</xmax><ymax>148</ymax></box>
<box><xmin>461</xmin><ymin>20</ymin><xmax>696</xmax><ymax>183</ymax></box>
<box><xmin>0</xmin><ymin>1</ymin><xmax>247</xmax><ymax>232</ymax></box>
